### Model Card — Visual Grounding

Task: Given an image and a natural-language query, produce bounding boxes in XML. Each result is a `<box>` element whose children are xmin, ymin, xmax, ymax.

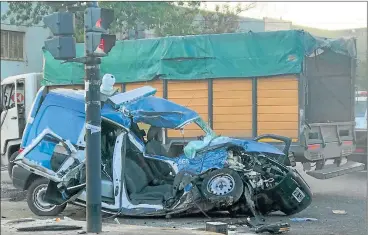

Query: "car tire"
<box><xmin>27</xmin><ymin>178</ymin><xmax>67</xmax><ymax>216</ymax></box>
<box><xmin>201</xmin><ymin>168</ymin><xmax>244</xmax><ymax>204</ymax></box>
<box><xmin>8</xmin><ymin>151</ymin><xmax>19</xmax><ymax>178</ymax></box>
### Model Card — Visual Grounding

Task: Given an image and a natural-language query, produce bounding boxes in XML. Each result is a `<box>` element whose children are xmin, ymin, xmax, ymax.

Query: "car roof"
<box><xmin>47</xmin><ymin>89</ymin><xmax>131</xmax><ymax>128</ymax></box>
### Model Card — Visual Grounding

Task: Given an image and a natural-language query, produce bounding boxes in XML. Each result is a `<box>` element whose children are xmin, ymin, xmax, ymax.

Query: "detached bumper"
<box><xmin>12</xmin><ymin>165</ymin><xmax>33</xmax><ymax>190</ymax></box>
<box><xmin>263</xmin><ymin>169</ymin><xmax>312</xmax><ymax>215</ymax></box>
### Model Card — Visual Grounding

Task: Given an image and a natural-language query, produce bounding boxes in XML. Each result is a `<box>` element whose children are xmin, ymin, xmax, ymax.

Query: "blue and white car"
<box><xmin>11</xmin><ymin>86</ymin><xmax>312</xmax><ymax>218</ymax></box>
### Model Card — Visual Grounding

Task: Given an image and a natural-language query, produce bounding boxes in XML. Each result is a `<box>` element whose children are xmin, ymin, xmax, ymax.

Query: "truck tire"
<box><xmin>8</xmin><ymin>151</ymin><xmax>19</xmax><ymax>178</ymax></box>
<box><xmin>27</xmin><ymin>178</ymin><xmax>67</xmax><ymax>216</ymax></box>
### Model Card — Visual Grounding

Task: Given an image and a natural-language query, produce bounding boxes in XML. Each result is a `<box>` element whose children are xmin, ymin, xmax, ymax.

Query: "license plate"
<box><xmin>292</xmin><ymin>187</ymin><xmax>305</xmax><ymax>203</ymax></box>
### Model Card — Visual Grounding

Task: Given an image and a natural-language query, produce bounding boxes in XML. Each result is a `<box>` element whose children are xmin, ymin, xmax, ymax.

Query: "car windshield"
<box><xmin>193</xmin><ymin>118</ymin><xmax>216</xmax><ymax>138</ymax></box>
<box><xmin>355</xmin><ymin>100</ymin><xmax>367</xmax><ymax>117</ymax></box>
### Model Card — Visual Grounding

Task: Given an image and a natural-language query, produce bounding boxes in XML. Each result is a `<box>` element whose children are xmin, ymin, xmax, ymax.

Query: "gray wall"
<box><xmin>1</xmin><ymin>2</ymin><xmax>51</xmax><ymax>80</ymax></box>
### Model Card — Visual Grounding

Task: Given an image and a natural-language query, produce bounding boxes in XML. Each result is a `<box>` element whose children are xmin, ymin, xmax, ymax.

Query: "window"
<box><xmin>1</xmin><ymin>30</ymin><xmax>25</xmax><ymax>61</ymax></box>
<box><xmin>1</xmin><ymin>83</ymin><xmax>15</xmax><ymax>110</ymax></box>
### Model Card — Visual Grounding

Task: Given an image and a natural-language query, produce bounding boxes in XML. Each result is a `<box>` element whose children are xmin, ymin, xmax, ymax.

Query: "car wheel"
<box><xmin>8</xmin><ymin>151</ymin><xmax>19</xmax><ymax>178</ymax></box>
<box><xmin>27</xmin><ymin>178</ymin><xmax>67</xmax><ymax>216</ymax></box>
<box><xmin>201</xmin><ymin>168</ymin><xmax>244</xmax><ymax>204</ymax></box>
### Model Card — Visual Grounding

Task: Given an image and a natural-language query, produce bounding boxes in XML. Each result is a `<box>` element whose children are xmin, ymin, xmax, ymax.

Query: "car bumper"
<box><xmin>12</xmin><ymin>165</ymin><xmax>32</xmax><ymax>190</ymax></box>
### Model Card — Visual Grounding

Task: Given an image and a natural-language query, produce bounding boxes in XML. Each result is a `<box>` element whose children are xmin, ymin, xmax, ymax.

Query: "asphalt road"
<box><xmin>1</xmin><ymin>165</ymin><xmax>367</xmax><ymax>235</ymax></box>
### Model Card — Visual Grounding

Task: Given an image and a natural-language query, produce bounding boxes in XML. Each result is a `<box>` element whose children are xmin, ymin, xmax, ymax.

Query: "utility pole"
<box><xmin>84</xmin><ymin>2</ymin><xmax>116</xmax><ymax>233</ymax></box>
<box><xmin>84</xmin><ymin>3</ymin><xmax>102</xmax><ymax>233</ymax></box>
<box><xmin>43</xmin><ymin>2</ymin><xmax>116</xmax><ymax>233</ymax></box>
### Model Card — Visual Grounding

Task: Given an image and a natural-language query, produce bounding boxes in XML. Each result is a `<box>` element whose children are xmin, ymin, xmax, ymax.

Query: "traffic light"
<box><xmin>85</xmin><ymin>33</ymin><xmax>116</xmax><ymax>57</ymax></box>
<box><xmin>43</xmin><ymin>12</ymin><xmax>76</xmax><ymax>60</ymax></box>
<box><xmin>84</xmin><ymin>8</ymin><xmax>114</xmax><ymax>33</ymax></box>
<box><xmin>84</xmin><ymin>7</ymin><xmax>116</xmax><ymax>57</ymax></box>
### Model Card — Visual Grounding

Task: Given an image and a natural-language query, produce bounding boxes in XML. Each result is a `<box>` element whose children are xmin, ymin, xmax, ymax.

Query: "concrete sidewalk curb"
<box><xmin>1</xmin><ymin>219</ymin><xmax>222</xmax><ymax>235</ymax></box>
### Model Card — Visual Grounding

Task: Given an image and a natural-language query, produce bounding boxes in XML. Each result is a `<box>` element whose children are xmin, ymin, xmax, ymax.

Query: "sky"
<box><xmin>205</xmin><ymin>2</ymin><xmax>367</xmax><ymax>30</ymax></box>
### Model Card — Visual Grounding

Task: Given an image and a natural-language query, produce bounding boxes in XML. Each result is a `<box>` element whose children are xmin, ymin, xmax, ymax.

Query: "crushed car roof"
<box><xmin>47</xmin><ymin>89</ymin><xmax>131</xmax><ymax>128</ymax></box>
<box><xmin>50</xmin><ymin>87</ymin><xmax>200</xmax><ymax>129</ymax></box>
<box><xmin>123</xmin><ymin>96</ymin><xmax>200</xmax><ymax>129</ymax></box>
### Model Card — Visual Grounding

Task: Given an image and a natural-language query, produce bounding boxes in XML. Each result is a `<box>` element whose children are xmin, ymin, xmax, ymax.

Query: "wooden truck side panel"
<box><xmin>257</xmin><ymin>75</ymin><xmax>299</xmax><ymax>142</ymax></box>
<box><xmin>213</xmin><ymin>79</ymin><xmax>252</xmax><ymax>137</ymax></box>
<box><xmin>49</xmin><ymin>75</ymin><xmax>300</xmax><ymax>142</ymax></box>
<box><xmin>118</xmin><ymin>74</ymin><xmax>300</xmax><ymax>142</ymax></box>
<box><xmin>167</xmin><ymin>80</ymin><xmax>208</xmax><ymax>138</ymax></box>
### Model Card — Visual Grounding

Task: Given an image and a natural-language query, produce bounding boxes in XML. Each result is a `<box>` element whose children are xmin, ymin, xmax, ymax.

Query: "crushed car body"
<box><xmin>11</xmin><ymin>86</ymin><xmax>312</xmax><ymax>218</ymax></box>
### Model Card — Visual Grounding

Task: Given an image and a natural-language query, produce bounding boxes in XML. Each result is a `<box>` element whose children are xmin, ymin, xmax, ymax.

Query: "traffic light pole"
<box><xmin>43</xmin><ymin>2</ymin><xmax>115</xmax><ymax>232</ymax></box>
<box><xmin>85</xmin><ymin>53</ymin><xmax>102</xmax><ymax>232</ymax></box>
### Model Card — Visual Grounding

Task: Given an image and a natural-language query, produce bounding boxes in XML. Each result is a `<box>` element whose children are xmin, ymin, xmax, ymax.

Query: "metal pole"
<box><xmin>85</xmin><ymin>2</ymin><xmax>102</xmax><ymax>232</ymax></box>
<box><xmin>85</xmin><ymin>57</ymin><xmax>102</xmax><ymax>233</ymax></box>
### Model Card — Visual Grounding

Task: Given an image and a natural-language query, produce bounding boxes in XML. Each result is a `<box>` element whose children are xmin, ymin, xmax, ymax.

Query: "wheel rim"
<box><xmin>33</xmin><ymin>184</ymin><xmax>57</xmax><ymax>212</ymax></box>
<box><xmin>207</xmin><ymin>174</ymin><xmax>235</xmax><ymax>196</ymax></box>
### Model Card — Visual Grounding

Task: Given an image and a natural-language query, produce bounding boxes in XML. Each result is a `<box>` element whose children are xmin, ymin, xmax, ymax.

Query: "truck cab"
<box><xmin>1</xmin><ymin>73</ymin><xmax>42</xmax><ymax>166</ymax></box>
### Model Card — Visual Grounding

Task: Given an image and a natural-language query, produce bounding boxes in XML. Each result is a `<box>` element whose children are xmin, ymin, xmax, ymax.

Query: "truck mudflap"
<box><xmin>301</xmin><ymin>122</ymin><xmax>365</xmax><ymax>179</ymax></box>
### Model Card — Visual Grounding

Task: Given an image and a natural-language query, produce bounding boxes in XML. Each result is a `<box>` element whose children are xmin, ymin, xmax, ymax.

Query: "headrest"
<box><xmin>147</xmin><ymin>126</ymin><xmax>163</xmax><ymax>142</ymax></box>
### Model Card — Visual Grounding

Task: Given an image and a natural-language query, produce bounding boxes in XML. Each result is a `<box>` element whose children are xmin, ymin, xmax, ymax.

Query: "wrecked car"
<box><xmin>11</xmin><ymin>86</ymin><xmax>312</xmax><ymax>218</ymax></box>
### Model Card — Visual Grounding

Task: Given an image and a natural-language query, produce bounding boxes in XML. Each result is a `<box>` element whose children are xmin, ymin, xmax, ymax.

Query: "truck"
<box><xmin>1</xmin><ymin>29</ymin><xmax>364</xmax><ymax>180</ymax></box>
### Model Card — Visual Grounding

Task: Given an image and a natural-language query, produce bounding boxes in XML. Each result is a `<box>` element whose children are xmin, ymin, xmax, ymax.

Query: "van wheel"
<box><xmin>8</xmin><ymin>151</ymin><xmax>19</xmax><ymax>178</ymax></box>
<box><xmin>27</xmin><ymin>178</ymin><xmax>67</xmax><ymax>216</ymax></box>
<box><xmin>201</xmin><ymin>169</ymin><xmax>244</xmax><ymax>205</ymax></box>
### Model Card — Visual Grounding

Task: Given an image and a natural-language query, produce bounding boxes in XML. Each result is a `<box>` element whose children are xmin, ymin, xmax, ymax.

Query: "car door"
<box><xmin>1</xmin><ymin>81</ymin><xmax>21</xmax><ymax>155</ymax></box>
<box><xmin>15</xmin><ymin>128</ymin><xmax>81</xmax><ymax>183</ymax></box>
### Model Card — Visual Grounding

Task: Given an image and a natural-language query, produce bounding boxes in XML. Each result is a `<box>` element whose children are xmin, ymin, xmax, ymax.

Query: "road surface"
<box><xmin>1</xmin><ymin>165</ymin><xmax>367</xmax><ymax>235</ymax></box>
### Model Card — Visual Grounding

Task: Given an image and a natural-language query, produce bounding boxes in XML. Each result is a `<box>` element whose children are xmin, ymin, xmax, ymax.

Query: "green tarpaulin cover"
<box><xmin>42</xmin><ymin>30</ymin><xmax>356</xmax><ymax>85</ymax></box>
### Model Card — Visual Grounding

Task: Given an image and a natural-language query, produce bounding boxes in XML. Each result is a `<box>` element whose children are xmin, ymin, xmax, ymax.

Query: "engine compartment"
<box><xmin>224</xmin><ymin>146</ymin><xmax>312</xmax><ymax>216</ymax></box>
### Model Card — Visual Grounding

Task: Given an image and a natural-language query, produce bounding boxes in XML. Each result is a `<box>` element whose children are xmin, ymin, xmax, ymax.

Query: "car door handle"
<box><xmin>11</xmin><ymin>116</ymin><xmax>17</xmax><ymax>120</ymax></box>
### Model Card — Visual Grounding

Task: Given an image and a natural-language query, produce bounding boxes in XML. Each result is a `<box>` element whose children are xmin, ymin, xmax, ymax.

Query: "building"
<box><xmin>1</xmin><ymin>2</ymin><xmax>51</xmax><ymax>80</ymax></box>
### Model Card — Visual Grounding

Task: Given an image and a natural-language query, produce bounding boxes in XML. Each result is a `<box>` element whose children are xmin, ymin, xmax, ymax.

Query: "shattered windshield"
<box><xmin>194</xmin><ymin>118</ymin><xmax>216</xmax><ymax>138</ymax></box>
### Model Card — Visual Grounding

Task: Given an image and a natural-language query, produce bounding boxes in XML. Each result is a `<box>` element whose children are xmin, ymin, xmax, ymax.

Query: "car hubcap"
<box><xmin>207</xmin><ymin>174</ymin><xmax>235</xmax><ymax>196</ymax></box>
<box><xmin>33</xmin><ymin>184</ymin><xmax>56</xmax><ymax>212</ymax></box>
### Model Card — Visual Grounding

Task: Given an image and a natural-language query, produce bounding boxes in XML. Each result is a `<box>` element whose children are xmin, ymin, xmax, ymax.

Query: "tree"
<box><xmin>1</xmin><ymin>1</ymin><xmax>256</xmax><ymax>40</ymax></box>
<box><xmin>153</xmin><ymin>2</ymin><xmax>257</xmax><ymax>37</ymax></box>
<box><xmin>1</xmin><ymin>1</ymin><xmax>201</xmax><ymax>41</ymax></box>
<box><xmin>1</xmin><ymin>2</ymin><xmax>86</xmax><ymax>42</ymax></box>
<box><xmin>198</xmin><ymin>3</ymin><xmax>256</xmax><ymax>34</ymax></box>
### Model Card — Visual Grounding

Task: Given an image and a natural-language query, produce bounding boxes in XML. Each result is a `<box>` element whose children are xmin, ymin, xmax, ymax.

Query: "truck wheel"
<box><xmin>8</xmin><ymin>151</ymin><xmax>19</xmax><ymax>178</ymax></box>
<box><xmin>27</xmin><ymin>178</ymin><xmax>67</xmax><ymax>216</ymax></box>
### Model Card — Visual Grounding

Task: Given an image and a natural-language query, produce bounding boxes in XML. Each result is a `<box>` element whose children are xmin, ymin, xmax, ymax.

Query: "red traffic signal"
<box><xmin>84</xmin><ymin>8</ymin><xmax>114</xmax><ymax>33</ymax></box>
<box><xmin>86</xmin><ymin>32</ymin><xmax>116</xmax><ymax>57</ymax></box>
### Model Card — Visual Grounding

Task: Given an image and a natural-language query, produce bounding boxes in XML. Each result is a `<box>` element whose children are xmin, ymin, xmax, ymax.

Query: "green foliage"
<box><xmin>1</xmin><ymin>1</ymin><xmax>256</xmax><ymax>40</ymax></box>
<box><xmin>1</xmin><ymin>1</ymin><xmax>85</xmax><ymax>42</ymax></box>
<box><xmin>199</xmin><ymin>2</ymin><xmax>256</xmax><ymax>34</ymax></box>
